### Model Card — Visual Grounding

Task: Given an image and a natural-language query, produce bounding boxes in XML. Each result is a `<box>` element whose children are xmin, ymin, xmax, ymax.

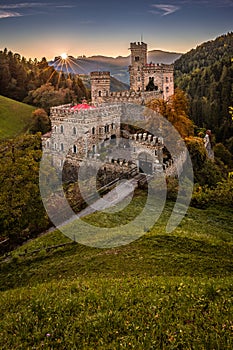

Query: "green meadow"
<box><xmin>0</xmin><ymin>95</ymin><xmax>35</xmax><ymax>140</ymax></box>
<box><xmin>0</xmin><ymin>192</ymin><xmax>232</xmax><ymax>349</ymax></box>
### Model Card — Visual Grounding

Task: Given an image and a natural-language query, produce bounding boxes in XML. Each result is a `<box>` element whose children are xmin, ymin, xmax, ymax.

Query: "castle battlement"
<box><xmin>90</xmin><ymin>71</ymin><xmax>110</xmax><ymax>77</ymax></box>
<box><xmin>50</xmin><ymin>103</ymin><xmax>122</xmax><ymax>120</ymax></box>
<box><xmin>130</xmin><ymin>41</ymin><xmax>147</xmax><ymax>49</ymax></box>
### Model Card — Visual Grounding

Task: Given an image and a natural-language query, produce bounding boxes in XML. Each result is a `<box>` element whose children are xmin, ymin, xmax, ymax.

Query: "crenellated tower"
<box><xmin>90</xmin><ymin>71</ymin><xmax>110</xmax><ymax>104</ymax></box>
<box><xmin>129</xmin><ymin>42</ymin><xmax>147</xmax><ymax>92</ymax></box>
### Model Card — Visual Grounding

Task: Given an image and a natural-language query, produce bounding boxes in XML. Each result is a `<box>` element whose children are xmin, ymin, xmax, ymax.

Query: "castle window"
<box><xmin>60</xmin><ymin>143</ymin><xmax>64</xmax><ymax>151</ymax></box>
<box><xmin>166</xmin><ymin>87</ymin><xmax>169</xmax><ymax>93</ymax></box>
<box><xmin>93</xmin><ymin>145</ymin><xmax>96</xmax><ymax>154</ymax></box>
<box><xmin>135</xmin><ymin>56</ymin><xmax>140</xmax><ymax>62</ymax></box>
<box><xmin>60</xmin><ymin>125</ymin><xmax>64</xmax><ymax>133</ymax></box>
<box><xmin>92</xmin><ymin>127</ymin><xmax>95</xmax><ymax>135</ymax></box>
<box><xmin>54</xmin><ymin>143</ymin><xmax>57</xmax><ymax>150</ymax></box>
<box><xmin>73</xmin><ymin>145</ymin><xmax>77</xmax><ymax>154</ymax></box>
<box><xmin>137</xmin><ymin>77</ymin><xmax>141</xmax><ymax>81</ymax></box>
<box><xmin>98</xmin><ymin>91</ymin><xmax>102</xmax><ymax>97</ymax></box>
<box><xmin>166</xmin><ymin>77</ymin><xmax>169</xmax><ymax>83</ymax></box>
<box><xmin>46</xmin><ymin>141</ymin><xmax>50</xmax><ymax>148</ymax></box>
<box><xmin>73</xmin><ymin>127</ymin><xmax>77</xmax><ymax>135</ymax></box>
<box><xmin>54</xmin><ymin>126</ymin><xmax>57</xmax><ymax>133</ymax></box>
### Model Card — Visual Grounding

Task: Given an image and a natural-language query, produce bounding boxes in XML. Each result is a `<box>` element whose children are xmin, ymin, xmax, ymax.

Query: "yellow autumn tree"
<box><xmin>146</xmin><ymin>88</ymin><xmax>194</xmax><ymax>138</ymax></box>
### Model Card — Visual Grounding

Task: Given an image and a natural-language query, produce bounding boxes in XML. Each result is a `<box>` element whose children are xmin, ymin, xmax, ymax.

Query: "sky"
<box><xmin>0</xmin><ymin>0</ymin><xmax>232</xmax><ymax>60</ymax></box>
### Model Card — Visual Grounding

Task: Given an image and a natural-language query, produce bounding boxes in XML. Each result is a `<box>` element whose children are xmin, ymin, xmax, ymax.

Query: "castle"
<box><xmin>42</xmin><ymin>41</ymin><xmax>175</xmax><ymax>174</ymax></box>
<box><xmin>90</xmin><ymin>41</ymin><xmax>174</xmax><ymax>104</ymax></box>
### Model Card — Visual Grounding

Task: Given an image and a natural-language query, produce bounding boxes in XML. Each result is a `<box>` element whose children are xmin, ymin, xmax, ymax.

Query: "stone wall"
<box><xmin>43</xmin><ymin>104</ymin><xmax>121</xmax><ymax>168</ymax></box>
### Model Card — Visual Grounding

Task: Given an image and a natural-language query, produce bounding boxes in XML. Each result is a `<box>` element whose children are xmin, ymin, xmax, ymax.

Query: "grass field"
<box><xmin>0</xmin><ymin>193</ymin><xmax>232</xmax><ymax>349</ymax></box>
<box><xmin>0</xmin><ymin>95</ymin><xmax>35</xmax><ymax>140</ymax></box>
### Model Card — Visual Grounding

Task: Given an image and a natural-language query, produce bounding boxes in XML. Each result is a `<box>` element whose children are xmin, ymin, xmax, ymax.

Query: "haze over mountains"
<box><xmin>50</xmin><ymin>50</ymin><xmax>182</xmax><ymax>85</ymax></box>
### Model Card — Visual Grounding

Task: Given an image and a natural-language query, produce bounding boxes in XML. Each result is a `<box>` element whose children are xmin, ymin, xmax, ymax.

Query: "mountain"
<box><xmin>0</xmin><ymin>95</ymin><xmax>35</xmax><ymax>140</ymax></box>
<box><xmin>79</xmin><ymin>74</ymin><xmax>129</xmax><ymax>92</ymax></box>
<box><xmin>50</xmin><ymin>50</ymin><xmax>182</xmax><ymax>84</ymax></box>
<box><xmin>174</xmin><ymin>32</ymin><xmax>233</xmax><ymax>145</ymax></box>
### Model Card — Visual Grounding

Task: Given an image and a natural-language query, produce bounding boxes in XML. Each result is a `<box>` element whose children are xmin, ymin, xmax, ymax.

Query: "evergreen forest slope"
<box><xmin>174</xmin><ymin>32</ymin><xmax>233</xmax><ymax>145</ymax></box>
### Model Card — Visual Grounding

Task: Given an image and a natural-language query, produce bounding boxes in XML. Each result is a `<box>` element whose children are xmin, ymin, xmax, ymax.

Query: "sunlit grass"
<box><xmin>0</xmin><ymin>193</ymin><xmax>232</xmax><ymax>349</ymax></box>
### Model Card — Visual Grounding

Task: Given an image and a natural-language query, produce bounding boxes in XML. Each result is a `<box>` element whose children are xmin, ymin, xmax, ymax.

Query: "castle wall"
<box><xmin>43</xmin><ymin>104</ymin><xmax>121</xmax><ymax>167</ymax></box>
<box><xmin>143</xmin><ymin>63</ymin><xmax>174</xmax><ymax>99</ymax></box>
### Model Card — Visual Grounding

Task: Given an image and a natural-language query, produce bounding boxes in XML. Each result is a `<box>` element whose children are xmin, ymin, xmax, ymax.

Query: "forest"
<box><xmin>0</xmin><ymin>49</ymin><xmax>89</xmax><ymax>112</ymax></box>
<box><xmin>174</xmin><ymin>32</ymin><xmax>233</xmax><ymax>152</ymax></box>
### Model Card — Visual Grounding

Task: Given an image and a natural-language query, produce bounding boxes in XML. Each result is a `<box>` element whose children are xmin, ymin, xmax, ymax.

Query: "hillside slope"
<box><xmin>174</xmin><ymin>32</ymin><xmax>233</xmax><ymax>144</ymax></box>
<box><xmin>0</xmin><ymin>195</ymin><xmax>232</xmax><ymax>349</ymax></box>
<box><xmin>0</xmin><ymin>95</ymin><xmax>35</xmax><ymax>140</ymax></box>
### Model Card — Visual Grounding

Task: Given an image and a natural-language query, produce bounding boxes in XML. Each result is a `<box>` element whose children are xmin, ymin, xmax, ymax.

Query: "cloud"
<box><xmin>0</xmin><ymin>3</ymin><xmax>51</xmax><ymax>9</ymax></box>
<box><xmin>151</xmin><ymin>4</ymin><xmax>180</xmax><ymax>16</ymax></box>
<box><xmin>0</xmin><ymin>2</ymin><xmax>76</xmax><ymax>9</ymax></box>
<box><xmin>0</xmin><ymin>10</ymin><xmax>22</xmax><ymax>18</ymax></box>
<box><xmin>0</xmin><ymin>2</ymin><xmax>77</xmax><ymax>19</ymax></box>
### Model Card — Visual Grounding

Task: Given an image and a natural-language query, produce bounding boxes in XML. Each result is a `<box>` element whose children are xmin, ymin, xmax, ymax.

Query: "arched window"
<box><xmin>60</xmin><ymin>143</ymin><xmax>64</xmax><ymax>151</ymax></box>
<box><xmin>54</xmin><ymin>126</ymin><xmax>57</xmax><ymax>133</ymax></box>
<box><xmin>92</xmin><ymin>127</ymin><xmax>95</xmax><ymax>135</ymax></box>
<box><xmin>73</xmin><ymin>145</ymin><xmax>77</xmax><ymax>154</ymax></box>
<box><xmin>46</xmin><ymin>141</ymin><xmax>50</xmax><ymax>148</ymax></box>
<box><xmin>60</xmin><ymin>125</ymin><xmax>64</xmax><ymax>133</ymax></box>
<box><xmin>73</xmin><ymin>127</ymin><xmax>76</xmax><ymax>135</ymax></box>
<box><xmin>166</xmin><ymin>86</ymin><xmax>169</xmax><ymax>93</ymax></box>
<box><xmin>54</xmin><ymin>143</ymin><xmax>57</xmax><ymax>150</ymax></box>
<box><xmin>98</xmin><ymin>91</ymin><xmax>102</xmax><ymax>97</ymax></box>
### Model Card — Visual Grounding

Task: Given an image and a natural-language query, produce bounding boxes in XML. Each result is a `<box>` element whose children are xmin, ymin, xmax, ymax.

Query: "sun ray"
<box><xmin>67</xmin><ymin>56</ymin><xmax>89</xmax><ymax>74</ymax></box>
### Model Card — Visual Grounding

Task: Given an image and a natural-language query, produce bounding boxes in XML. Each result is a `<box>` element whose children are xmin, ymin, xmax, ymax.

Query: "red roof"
<box><xmin>70</xmin><ymin>103</ymin><xmax>96</xmax><ymax>111</ymax></box>
<box><xmin>42</xmin><ymin>132</ymin><xmax>51</xmax><ymax>138</ymax></box>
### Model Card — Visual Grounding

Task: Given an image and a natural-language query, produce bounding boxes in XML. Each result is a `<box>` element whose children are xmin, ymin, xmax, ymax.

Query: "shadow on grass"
<box><xmin>0</xmin><ymin>234</ymin><xmax>232</xmax><ymax>292</ymax></box>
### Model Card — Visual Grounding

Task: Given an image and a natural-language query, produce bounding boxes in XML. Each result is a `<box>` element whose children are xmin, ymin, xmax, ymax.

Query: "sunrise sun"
<box><xmin>61</xmin><ymin>52</ymin><xmax>68</xmax><ymax>60</ymax></box>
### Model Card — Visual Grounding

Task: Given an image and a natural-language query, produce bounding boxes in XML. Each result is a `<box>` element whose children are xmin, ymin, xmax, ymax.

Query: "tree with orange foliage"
<box><xmin>147</xmin><ymin>88</ymin><xmax>194</xmax><ymax>139</ymax></box>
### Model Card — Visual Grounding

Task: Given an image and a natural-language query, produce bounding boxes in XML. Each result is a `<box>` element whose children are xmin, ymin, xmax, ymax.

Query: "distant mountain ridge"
<box><xmin>50</xmin><ymin>50</ymin><xmax>182</xmax><ymax>85</ymax></box>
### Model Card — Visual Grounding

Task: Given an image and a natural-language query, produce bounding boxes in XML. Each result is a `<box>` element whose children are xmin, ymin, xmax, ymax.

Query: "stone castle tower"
<box><xmin>90</xmin><ymin>71</ymin><xmax>110</xmax><ymax>104</ymax></box>
<box><xmin>90</xmin><ymin>41</ymin><xmax>174</xmax><ymax>104</ymax></box>
<box><xmin>129</xmin><ymin>41</ymin><xmax>147</xmax><ymax>92</ymax></box>
<box><xmin>129</xmin><ymin>41</ymin><xmax>174</xmax><ymax>99</ymax></box>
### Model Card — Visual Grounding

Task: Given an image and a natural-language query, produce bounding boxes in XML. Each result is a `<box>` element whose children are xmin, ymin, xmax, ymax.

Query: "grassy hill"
<box><xmin>0</xmin><ymin>95</ymin><xmax>35</xmax><ymax>140</ymax></box>
<box><xmin>0</xmin><ymin>192</ymin><xmax>232</xmax><ymax>349</ymax></box>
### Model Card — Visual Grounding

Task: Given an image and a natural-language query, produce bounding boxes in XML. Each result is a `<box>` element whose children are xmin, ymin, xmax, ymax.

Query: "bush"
<box><xmin>191</xmin><ymin>179</ymin><xmax>233</xmax><ymax>208</ymax></box>
<box><xmin>214</xmin><ymin>143</ymin><xmax>233</xmax><ymax>168</ymax></box>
